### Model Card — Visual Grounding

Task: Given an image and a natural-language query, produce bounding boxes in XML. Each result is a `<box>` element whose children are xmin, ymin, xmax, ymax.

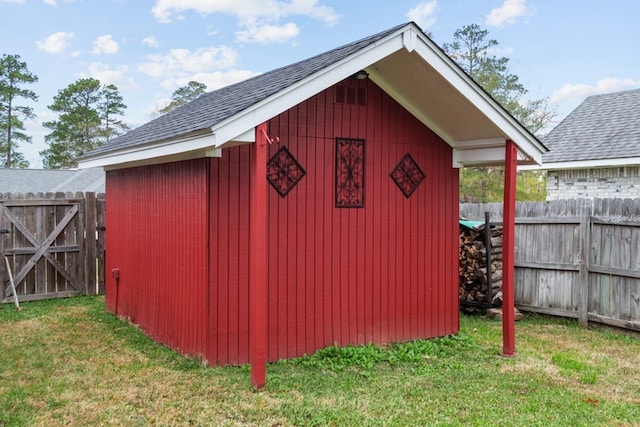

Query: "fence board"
<box><xmin>97</xmin><ymin>197</ymin><xmax>106</xmax><ymax>295</ymax></box>
<box><xmin>460</xmin><ymin>198</ymin><xmax>640</xmax><ymax>332</ymax></box>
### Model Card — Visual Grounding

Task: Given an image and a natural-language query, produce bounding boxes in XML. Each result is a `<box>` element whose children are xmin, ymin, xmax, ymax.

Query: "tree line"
<box><xmin>0</xmin><ymin>56</ymin><xmax>206</xmax><ymax>169</ymax></box>
<box><xmin>1</xmin><ymin>25</ymin><xmax>554</xmax><ymax>200</ymax></box>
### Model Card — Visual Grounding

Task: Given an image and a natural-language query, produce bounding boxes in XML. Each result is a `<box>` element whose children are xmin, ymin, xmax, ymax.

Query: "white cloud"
<box><xmin>137</xmin><ymin>46</ymin><xmax>239</xmax><ymax>78</ymax></box>
<box><xmin>151</xmin><ymin>0</ymin><xmax>337</xmax><ymax>43</ymax></box>
<box><xmin>550</xmin><ymin>77</ymin><xmax>640</xmax><ymax>105</ymax></box>
<box><xmin>485</xmin><ymin>0</ymin><xmax>530</xmax><ymax>28</ymax></box>
<box><xmin>35</xmin><ymin>31</ymin><xmax>75</xmax><ymax>54</ymax></box>
<box><xmin>407</xmin><ymin>1</ymin><xmax>437</xmax><ymax>30</ymax></box>
<box><xmin>278</xmin><ymin>0</ymin><xmax>338</xmax><ymax>24</ymax></box>
<box><xmin>236</xmin><ymin>22</ymin><xmax>300</xmax><ymax>43</ymax></box>
<box><xmin>81</xmin><ymin>63</ymin><xmax>140</xmax><ymax>91</ymax></box>
<box><xmin>152</xmin><ymin>0</ymin><xmax>336</xmax><ymax>23</ymax></box>
<box><xmin>1</xmin><ymin>0</ymin><xmax>25</xmax><ymax>3</ymax></box>
<box><xmin>142</xmin><ymin>36</ymin><xmax>159</xmax><ymax>48</ymax></box>
<box><xmin>90</xmin><ymin>35</ymin><xmax>119</xmax><ymax>55</ymax></box>
<box><xmin>43</xmin><ymin>0</ymin><xmax>57</xmax><ymax>6</ymax></box>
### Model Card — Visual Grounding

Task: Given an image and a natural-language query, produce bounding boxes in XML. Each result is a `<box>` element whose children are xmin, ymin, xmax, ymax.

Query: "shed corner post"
<box><xmin>250</xmin><ymin>122</ymin><xmax>269</xmax><ymax>389</ymax></box>
<box><xmin>501</xmin><ymin>139</ymin><xmax>517</xmax><ymax>357</ymax></box>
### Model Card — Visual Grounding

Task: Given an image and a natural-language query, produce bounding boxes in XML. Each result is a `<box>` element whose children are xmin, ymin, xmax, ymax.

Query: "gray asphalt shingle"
<box><xmin>542</xmin><ymin>87</ymin><xmax>640</xmax><ymax>163</ymax></box>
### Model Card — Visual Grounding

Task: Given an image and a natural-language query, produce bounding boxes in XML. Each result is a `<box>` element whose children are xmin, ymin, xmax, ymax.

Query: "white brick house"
<box><xmin>534</xmin><ymin>88</ymin><xmax>640</xmax><ymax>200</ymax></box>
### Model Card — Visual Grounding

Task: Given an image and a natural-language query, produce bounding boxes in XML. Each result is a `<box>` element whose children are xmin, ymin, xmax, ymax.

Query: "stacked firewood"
<box><xmin>459</xmin><ymin>222</ymin><xmax>504</xmax><ymax>310</ymax></box>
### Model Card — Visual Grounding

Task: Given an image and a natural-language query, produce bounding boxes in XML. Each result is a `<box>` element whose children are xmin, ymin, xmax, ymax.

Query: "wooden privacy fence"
<box><xmin>461</xmin><ymin>198</ymin><xmax>640</xmax><ymax>332</ymax></box>
<box><xmin>0</xmin><ymin>192</ymin><xmax>105</xmax><ymax>303</ymax></box>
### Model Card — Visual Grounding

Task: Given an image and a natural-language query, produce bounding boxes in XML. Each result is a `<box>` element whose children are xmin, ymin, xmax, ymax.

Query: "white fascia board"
<box><xmin>412</xmin><ymin>35</ymin><xmax>545</xmax><ymax>165</ymax></box>
<box><xmin>519</xmin><ymin>156</ymin><xmax>640</xmax><ymax>171</ymax></box>
<box><xmin>453</xmin><ymin>141</ymin><xmax>534</xmax><ymax>168</ymax></box>
<box><xmin>453</xmin><ymin>147</ymin><xmax>506</xmax><ymax>168</ymax></box>
<box><xmin>450</xmin><ymin>139</ymin><xmax>505</xmax><ymax>167</ymax></box>
<box><xmin>229</xmin><ymin>128</ymin><xmax>255</xmax><ymax>144</ymax></box>
<box><xmin>78</xmin><ymin>132</ymin><xmax>217</xmax><ymax>169</ymax></box>
<box><xmin>210</xmin><ymin>33</ymin><xmax>407</xmax><ymax>148</ymax></box>
<box><xmin>453</xmin><ymin>138</ymin><xmax>505</xmax><ymax>150</ymax></box>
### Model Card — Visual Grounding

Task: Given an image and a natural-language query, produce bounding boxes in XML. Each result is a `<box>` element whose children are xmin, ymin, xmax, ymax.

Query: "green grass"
<box><xmin>1</xmin><ymin>297</ymin><xmax>639</xmax><ymax>426</ymax></box>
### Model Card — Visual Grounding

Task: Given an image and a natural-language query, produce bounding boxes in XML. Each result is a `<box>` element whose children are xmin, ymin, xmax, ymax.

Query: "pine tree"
<box><xmin>443</xmin><ymin>24</ymin><xmax>553</xmax><ymax>202</ymax></box>
<box><xmin>41</xmin><ymin>78</ymin><xmax>127</xmax><ymax>168</ymax></box>
<box><xmin>0</xmin><ymin>54</ymin><xmax>38</xmax><ymax>168</ymax></box>
<box><xmin>158</xmin><ymin>81</ymin><xmax>207</xmax><ymax>114</ymax></box>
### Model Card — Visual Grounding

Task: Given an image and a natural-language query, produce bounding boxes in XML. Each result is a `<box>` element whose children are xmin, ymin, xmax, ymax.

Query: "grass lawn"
<box><xmin>1</xmin><ymin>296</ymin><xmax>639</xmax><ymax>426</ymax></box>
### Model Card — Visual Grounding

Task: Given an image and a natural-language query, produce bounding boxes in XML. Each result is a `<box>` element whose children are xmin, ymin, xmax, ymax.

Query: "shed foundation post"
<box><xmin>501</xmin><ymin>139</ymin><xmax>517</xmax><ymax>357</ymax></box>
<box><xmin>250</xmin><ymin>122</ymin><xmax>268</xmax><ymax>388</ymax></box>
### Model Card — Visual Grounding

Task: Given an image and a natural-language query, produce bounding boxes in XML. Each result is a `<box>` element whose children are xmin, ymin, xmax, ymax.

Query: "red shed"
<box><xmin>80</xmin><ymin>22</ymin><xmax>546</xmax><ymax>387</ymax></box>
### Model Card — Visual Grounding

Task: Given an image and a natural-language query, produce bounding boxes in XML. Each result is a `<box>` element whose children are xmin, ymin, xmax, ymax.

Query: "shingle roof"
<box><xmin>79</xmin><ymin>22</ymin><xmax>548</xmax><ymax>169</ymax></box>
<box><xmin>542</xmin><ymin>87</ymin><xmax>640</xmax><ymax>163</ymax></box>
<box><xmin>84</xmin><ymin>23</ymin><xmax>406</xmax><ymax>158</ymax></box>
<box><xmin>0</xmin><ymin>168</ymin><xmax>105</xmax><ymax>194</ymax></box>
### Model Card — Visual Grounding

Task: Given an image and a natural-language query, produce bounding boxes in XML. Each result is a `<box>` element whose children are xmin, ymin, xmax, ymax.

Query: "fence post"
<box><xmin>577</xmin><ymin>199</ymin><xmax>592</xmax><ymax>327</ymax></box>
<box><xmin>85</xmin><ymin>192</ymin><xmax>97</xmax><ymax>295</ymax></box>
<box><xmin>97</xmin><ymin>195</ymin><xmax>106</xmax><ymax>295</ymax></box>
<box><xmin>0</xmin><ymin>203</ymin><xmax>6</xmax><ymax>301</ymax></box>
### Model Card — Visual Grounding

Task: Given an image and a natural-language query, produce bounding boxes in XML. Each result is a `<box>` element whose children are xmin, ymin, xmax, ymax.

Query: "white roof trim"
<box><xmin>402</xmin><ymin>27</ymin><xmax>418</xmax><ymax>52</ymax></box>
<box><xmin>453</xmin><ymin>139</ymin><xmax>535</xmax><ymax>168</ymax></box>
<box><xmin>80</xmin><ymin>132</ymin><xmax>216</xmax><ymax>169</ymax></box>
<box><xmin>79</xmin><ymin>23</ymin><xmax>546</xmax><ymax>170</ymax></box>
<box><xmin>520</xmin><ymin>156</ymin><xmax>640</xmax><ymax>171</ymax></box>
<box><xmin>210</xmin><ymin>31</ymin><xmax>405</xmax><ymax>149</ymax></box>
<box><xmin>411</xmin><ymin>34</ymin><xmax>544</xmax><ymax>165</ymax></box>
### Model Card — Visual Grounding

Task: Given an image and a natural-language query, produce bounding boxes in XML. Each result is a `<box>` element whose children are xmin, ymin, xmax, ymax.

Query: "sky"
<box><xmin>1</xmin><ymin>0</ymin><xmax>639</xmax><ymax>168</ymax></box>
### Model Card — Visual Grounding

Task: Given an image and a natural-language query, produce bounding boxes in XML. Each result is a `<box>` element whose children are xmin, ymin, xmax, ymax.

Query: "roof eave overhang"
<box><xmin>452</xmin><ymin>138</ymin><xmax>541</xmax><ymax>168</ymax></box>
<box><xmin>207</xmin><ymin>29</ymin><xmax>410</xmax><ymax>151</ymax></box>
<box><xmin>79</xmin><ymin>29</ymin><xmax>406</xmax><ymax>170</ymax></box>
<box><xmin>79</xmin><ymin>23</ymin><xmax>547</xmax><ymax>170</ymax></box>
<box><xmin>374</xmin><ymin>30</ymin><xmax>546</xmax><ymax>168</ymax></box>
<box><xmin>211</xmin><ymin>24</ymin><xmax>547</xmax><ymax>168</ymax></box>
<box><xmin>79</xmin><ymin>130</ymin><xmax>222</xmax><ymax>170</ymax></box>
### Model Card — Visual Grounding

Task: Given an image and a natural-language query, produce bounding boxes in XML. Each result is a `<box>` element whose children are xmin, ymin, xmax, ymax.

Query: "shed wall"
<box><xmin>105</xmin><ymin>79</ymin><xmax>460</xmax><ymax>366</ymax></box>
<box><xmin>206</xmin><ymin>79</ymin><xmax>460</xmax><ymax>365</ymax></box>
<box><xmin>207</xmin><ymin>146</ymin><xmax>253</xmax><ymax>365</ymax></box>
<box><xmin>105</xmin><ymin>160</ymin><xmax>209</xmax><ymax>359</ymax></box>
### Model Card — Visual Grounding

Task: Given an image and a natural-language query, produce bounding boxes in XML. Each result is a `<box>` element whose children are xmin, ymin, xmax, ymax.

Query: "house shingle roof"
<box><xmin>84</xmin><ymin>23</ymin><xmax>406</xmax><ymax>158</ymax></box>
<box><xmin>542</xmin><ymin>87</ymin><xmax>640</xmax><ymax>163</ymax></box>
<box><xmin>0</xmin><ymin>168</ymin><xmax>105</xmax><ymax>193</ymax></box>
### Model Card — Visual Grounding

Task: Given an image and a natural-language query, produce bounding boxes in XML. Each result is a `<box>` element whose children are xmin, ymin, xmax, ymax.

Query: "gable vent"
<box><xmin>335</xmin><ymin>85</ymin><xmax>366</xmax><ymax>106</ymax></box>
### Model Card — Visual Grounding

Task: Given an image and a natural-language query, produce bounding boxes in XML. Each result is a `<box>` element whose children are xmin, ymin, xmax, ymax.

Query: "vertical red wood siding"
<box><xmin>264</xmin><ymin>78</ymin><xmax>459</xmax><ymax>361</ymax></box>
<box><xmin>106</xmin><ymin>78</ymin><xmax>459</xmax><ymax>366</ymax></box>
<box><xmin>105</xmin><ymin>159</ymin><xmax>209</xmax><ymax>359</ymax></box>
<box><xmin>207</xmin><ymin>146</ymin><xmax>252</xmax><ymax>365</ymax></box>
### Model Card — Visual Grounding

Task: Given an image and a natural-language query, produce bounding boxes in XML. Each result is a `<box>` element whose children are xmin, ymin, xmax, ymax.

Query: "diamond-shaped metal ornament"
<box><xmin>390</xmin><ymin>153</ymin><xmax>425</xmax><ymax>198</ymax></box>
<box><xmin>267</xmin><ymin>146</ymin><xmax>306</xmax><ymax>197</ymax></box>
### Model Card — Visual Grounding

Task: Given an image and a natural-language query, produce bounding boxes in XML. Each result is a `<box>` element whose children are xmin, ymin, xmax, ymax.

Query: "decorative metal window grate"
<box><xmin>390</xmin><ymin>153</ymin><xmax>425</xmax><ymax>198</ymax></box>
<box><xmin>335</xmin><ymin>138</ymin><xmax>365</xmax><ymax>208</ymax></box>
<box><xmin>267</xmin><ymin>146</ymin><xmax>306</xmax><ymax>197</ymax></box>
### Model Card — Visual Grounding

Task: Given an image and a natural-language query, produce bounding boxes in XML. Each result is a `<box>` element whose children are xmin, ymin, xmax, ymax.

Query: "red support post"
<box><xmin>501</xmin><ymin>139</ymin><xmax>517</xmax><ymax>357</ymax></box>
<box><xmin>250</xmin><ymin>123</ymin><xmax>269</xmax><ymax>388</ymax></box>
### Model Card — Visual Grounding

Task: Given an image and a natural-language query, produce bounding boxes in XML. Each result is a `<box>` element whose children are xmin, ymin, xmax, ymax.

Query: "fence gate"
<box><xmin>0</xmin><ymin>193</ymin><xmax>103</xmax><ymax>303</ymax></box>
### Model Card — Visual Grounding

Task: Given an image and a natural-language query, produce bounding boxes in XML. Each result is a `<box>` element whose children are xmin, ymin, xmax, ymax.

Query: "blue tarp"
<box><xmin>459</xmin><ymin>219</ymin><xmax>483</xmax><ymax>230</ymax></box>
